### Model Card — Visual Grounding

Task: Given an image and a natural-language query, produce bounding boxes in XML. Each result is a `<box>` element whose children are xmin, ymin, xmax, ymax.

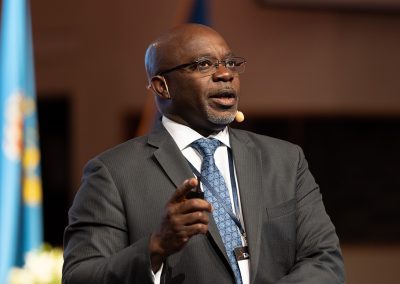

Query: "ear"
<box><xmin>149</xmin><ymin>75</ymin><xmax>171</xmax><ymax>100</ymax></box>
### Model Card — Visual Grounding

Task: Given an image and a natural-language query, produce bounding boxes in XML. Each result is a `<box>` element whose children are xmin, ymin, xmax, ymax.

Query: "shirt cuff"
<box><xmin>151</xmin><ymin>263</ymin><xmax>164</xmax><ymax>284</ymax></box>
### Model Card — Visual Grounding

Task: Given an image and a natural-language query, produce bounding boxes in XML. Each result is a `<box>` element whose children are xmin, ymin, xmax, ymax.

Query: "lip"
<box><xmin>210</xmin><ymin>96</ymin><xmax>237</xmax><ymax>107</ymax></box>
<box><xmin>208</xmin><ymin>89</ymin><xmax>237</xmax><ymax>107</ymax></box>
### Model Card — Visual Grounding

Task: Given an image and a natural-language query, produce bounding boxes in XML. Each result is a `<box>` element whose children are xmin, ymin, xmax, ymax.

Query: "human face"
<box><xmin>162</xmin><ymin>28</ymin><xmax>240</xmax><ymax>136</ymax></box>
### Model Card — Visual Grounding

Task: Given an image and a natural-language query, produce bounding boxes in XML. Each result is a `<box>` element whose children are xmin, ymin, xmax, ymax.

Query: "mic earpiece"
<box><xmin>235</xmin><ymin>111</ymin><xmax>245</xmax><ymax>123</ymax></box>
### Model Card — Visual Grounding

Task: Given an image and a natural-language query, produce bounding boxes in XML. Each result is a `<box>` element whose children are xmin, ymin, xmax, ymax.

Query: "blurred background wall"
<box><xmin>10</xmin><ymin>0</ymin><xmax>400</xmax><ymax>282</ymax></box>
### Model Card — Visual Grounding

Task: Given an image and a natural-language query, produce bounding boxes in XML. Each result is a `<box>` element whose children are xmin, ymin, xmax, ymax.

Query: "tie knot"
<box><xmin>191</xmin><ymin>138</ymin><xmax>221</xmax><ymax>157</ymax></box>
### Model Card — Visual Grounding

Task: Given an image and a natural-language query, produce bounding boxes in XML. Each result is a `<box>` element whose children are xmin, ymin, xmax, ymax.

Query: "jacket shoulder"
<box><xmin>87</xmin><ymin>135</ymin><xmax>152</xmax><ymax>169</ymax></box>
<box><xmin>230</xmin><ymin>128</ymin><xmax>301</xmax><ymax>155</ymax></box>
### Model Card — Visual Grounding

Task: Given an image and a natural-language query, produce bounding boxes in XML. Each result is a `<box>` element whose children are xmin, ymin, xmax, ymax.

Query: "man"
<box><xmin>63</xmin><ymin>24</ymin><xmax>345</xmax><ymax>283</ymax></box>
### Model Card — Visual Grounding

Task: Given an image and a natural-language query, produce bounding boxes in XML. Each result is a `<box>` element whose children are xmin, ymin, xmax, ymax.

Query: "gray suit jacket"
<box><xmin>63</xmin><ymin>124</ymin><xmax>345</xmax><ymax>284</ymax></box>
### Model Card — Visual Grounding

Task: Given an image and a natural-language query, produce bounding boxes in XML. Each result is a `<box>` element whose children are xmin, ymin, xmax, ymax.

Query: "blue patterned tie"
<box><xmin>191</xmin><ymin>138</ymin><xmax>242</xmax><ymax>284</ymax></box>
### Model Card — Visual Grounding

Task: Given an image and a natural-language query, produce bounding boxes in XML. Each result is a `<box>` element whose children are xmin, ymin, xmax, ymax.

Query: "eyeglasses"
<box><xmin>157</xmin><ymin>56</ymin><xmax>247</xmax><ymax>76</ymax></box>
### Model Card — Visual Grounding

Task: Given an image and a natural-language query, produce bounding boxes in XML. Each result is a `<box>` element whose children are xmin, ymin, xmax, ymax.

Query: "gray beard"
<box><xmin>207</xmin><ymin>112</ymin><xmax>236</xmax><ymax>125</ymax></box>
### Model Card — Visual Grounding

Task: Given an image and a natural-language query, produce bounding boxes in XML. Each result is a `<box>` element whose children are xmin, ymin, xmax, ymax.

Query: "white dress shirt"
<box><xmin>151</xmin><ymin>116</ymin><xmax>249</xmax><ymax>284</ymax></box>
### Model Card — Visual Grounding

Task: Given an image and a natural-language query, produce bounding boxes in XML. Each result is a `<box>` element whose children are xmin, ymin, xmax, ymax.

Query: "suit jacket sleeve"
<box><xmin>277</xmin><ymin>146</ymin><xmax>345</xmax><ymax>283</ymax></box>
<box><xmin>62</xmin><ymin>157</ymin><xmax>154</xmax><ymax>284</ymax></box>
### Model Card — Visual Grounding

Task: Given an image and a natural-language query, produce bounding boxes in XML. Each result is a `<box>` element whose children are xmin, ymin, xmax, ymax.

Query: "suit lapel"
<box><xmin>230</xmin><ymin>129</ymin><xmax>263</xmax><ymax>284</ymax></box>
<box><xmin>147</xmin><ymin>124</ymin><xmax>231</xmax><ymax>266</ymax></box>
<box><xmin>148</xmin><ymin>126</ymin><xmax>193</xmax><ymax>189</ymax></box>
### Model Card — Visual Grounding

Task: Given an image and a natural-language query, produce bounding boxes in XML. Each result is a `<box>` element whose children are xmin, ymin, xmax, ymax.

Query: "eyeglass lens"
<box><xmin>196</xmin><ymin>57</ymin><xmax>246</xmax><ymax>75</ymax></box>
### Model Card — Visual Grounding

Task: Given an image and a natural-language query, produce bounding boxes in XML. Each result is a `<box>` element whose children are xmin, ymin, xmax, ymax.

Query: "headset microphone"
<box><xmin>235</xmin><ymin>111</ymin><xmax>245</xmax><ymax>123</ymax></box>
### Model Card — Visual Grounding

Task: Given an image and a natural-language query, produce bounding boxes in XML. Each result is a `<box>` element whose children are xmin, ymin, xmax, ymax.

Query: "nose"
<box><xmin>212</xmin><ymin>62</ymin><xmax>234</xmax><ymax>82</ymax></box>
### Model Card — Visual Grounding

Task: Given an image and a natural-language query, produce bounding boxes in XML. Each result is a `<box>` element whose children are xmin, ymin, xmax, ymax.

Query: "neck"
<box><xmin>163</xmin><ymin>115</ymin><xmax>226</xmax><ymax>137</ymax></box>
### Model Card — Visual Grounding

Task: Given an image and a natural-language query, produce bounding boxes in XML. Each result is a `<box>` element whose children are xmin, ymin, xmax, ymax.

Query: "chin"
<box><xmin>208</xmin><ymin>113</ymin><xmax>236</xmax><ymax>126</ymax></box>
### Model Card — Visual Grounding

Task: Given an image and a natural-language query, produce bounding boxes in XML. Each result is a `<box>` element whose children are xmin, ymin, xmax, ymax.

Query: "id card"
<box><xmin>235</xmin><ymin>246</ymin><xmax>250</xmax><ymax>284</ymax></box>
<box><xmin>234</xmin><ymin>246</ymin><xmax>250</xmax><ymax>261</ymax></box>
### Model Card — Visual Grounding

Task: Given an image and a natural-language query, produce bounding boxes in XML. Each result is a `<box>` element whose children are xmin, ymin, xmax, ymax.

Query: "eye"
<box><xmin>196</xmin><ymin>59</ymin><xmax>213</xmax><ymax>71</ymax></box>
<box><xmin>225</xmin><ymin>58</ymin><xmax>238</xmax><ymax>68</ymax></box>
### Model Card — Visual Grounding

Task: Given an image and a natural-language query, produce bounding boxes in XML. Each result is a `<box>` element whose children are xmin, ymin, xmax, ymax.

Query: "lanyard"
<box><xmin>186</xmin><ymin>148</ymin><xmax>247</xmax><ymax>242</ymax></box>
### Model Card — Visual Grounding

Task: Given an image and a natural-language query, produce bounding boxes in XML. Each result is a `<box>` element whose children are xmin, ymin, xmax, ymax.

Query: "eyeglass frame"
<box><xmin>156</xmin><ymin>56</ymin><xmax>247</xmax><ymax>76</ymax></box>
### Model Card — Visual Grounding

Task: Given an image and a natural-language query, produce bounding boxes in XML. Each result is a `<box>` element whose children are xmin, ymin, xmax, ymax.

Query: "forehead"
<box><xmin>171</xmin><ymin>29</ymin><xmax>233</xmax><ymax>62</ymax></box>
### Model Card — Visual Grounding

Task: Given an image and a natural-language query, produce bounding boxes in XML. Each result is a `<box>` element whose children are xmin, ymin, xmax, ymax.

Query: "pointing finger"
<box><xmin>171</xmin><ymin>178</ymin><xmax>198</xmax><ymax>203</ymax></box>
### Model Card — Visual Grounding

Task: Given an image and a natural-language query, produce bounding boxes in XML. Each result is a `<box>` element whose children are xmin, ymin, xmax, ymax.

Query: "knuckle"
<box><xmin>165</xmin><ymin>206</ymin><xmax>175</xmax><ymax>217</ymax></box>
<box><xmin>186</xmin><ymin>199</ymin><xmax>196</xmax><ymax>207</ymax></box>
<box><xmin>192</xmin><ymin>199</ymin><xmax>203</xmax><ymax>208</ymax></box>
<box><xmin>197</xmin><ymin>224</ymin><xmax>208</xmax><ymax>233</ymax></box>
<box><xmin>178</xmin><ymin>231</ymin><xmax>188</xmax><ymax>240</ymax></box>
<box><xmin>170</xmin><ymin>215</ymin><xmax>179</xmax><ymax>226</ymax></box>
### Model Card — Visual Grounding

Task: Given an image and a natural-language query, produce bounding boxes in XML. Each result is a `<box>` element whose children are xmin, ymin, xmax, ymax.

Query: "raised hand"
<box><xmin>149</xmin><ymin>178</ymin><xmax>212</xmax><ymax>272</ymax></box>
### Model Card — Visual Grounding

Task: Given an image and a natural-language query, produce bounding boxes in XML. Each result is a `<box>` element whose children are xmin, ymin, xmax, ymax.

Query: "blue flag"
<box><xmin>0</xmin><ymin>0</ymin><xmax>43</xmax><ymax>282</ymax></box>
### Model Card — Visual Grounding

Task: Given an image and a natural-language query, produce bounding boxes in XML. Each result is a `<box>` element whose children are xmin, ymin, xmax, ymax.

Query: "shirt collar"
<box><xmin>162</xmin><ymin>116</ymin><xmax>231</xmax><ymax>151</ymax></box>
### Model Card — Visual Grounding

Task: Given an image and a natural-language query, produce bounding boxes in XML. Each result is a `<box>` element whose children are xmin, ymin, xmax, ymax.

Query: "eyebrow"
<box><xmin>193</xmin><ymin>51</ymin><xmax>236</xmax><ymax>60</ymax></box>
<box><xmin>224</xmin><ymin>51</ymin><xmax>236</xmax><ymax>58</ymax></box>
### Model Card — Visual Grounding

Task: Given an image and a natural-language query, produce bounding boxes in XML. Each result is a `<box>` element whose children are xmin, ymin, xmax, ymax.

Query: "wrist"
<box><xmin>149</xmin><ymin>233</ymin><xmax>166</xmax><ymax>272</ymax></box>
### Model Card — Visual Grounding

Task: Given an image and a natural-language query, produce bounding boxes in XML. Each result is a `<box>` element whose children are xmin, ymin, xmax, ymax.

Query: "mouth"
<box><xmin>208</xmin><ymin>89</ymin><xmax>237</xmax><ymax>108</ymax></box>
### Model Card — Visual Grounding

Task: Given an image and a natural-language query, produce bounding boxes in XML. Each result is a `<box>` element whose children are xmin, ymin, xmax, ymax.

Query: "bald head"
<box><xmin>144</xmin><ymin>23</ymin><xmax>241</xmax><ymax>137</ymax></box>
<box><xmin>144</xmin><ymin>24</ymin><xmax>228</xmax><ymax>82</ymax></box>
